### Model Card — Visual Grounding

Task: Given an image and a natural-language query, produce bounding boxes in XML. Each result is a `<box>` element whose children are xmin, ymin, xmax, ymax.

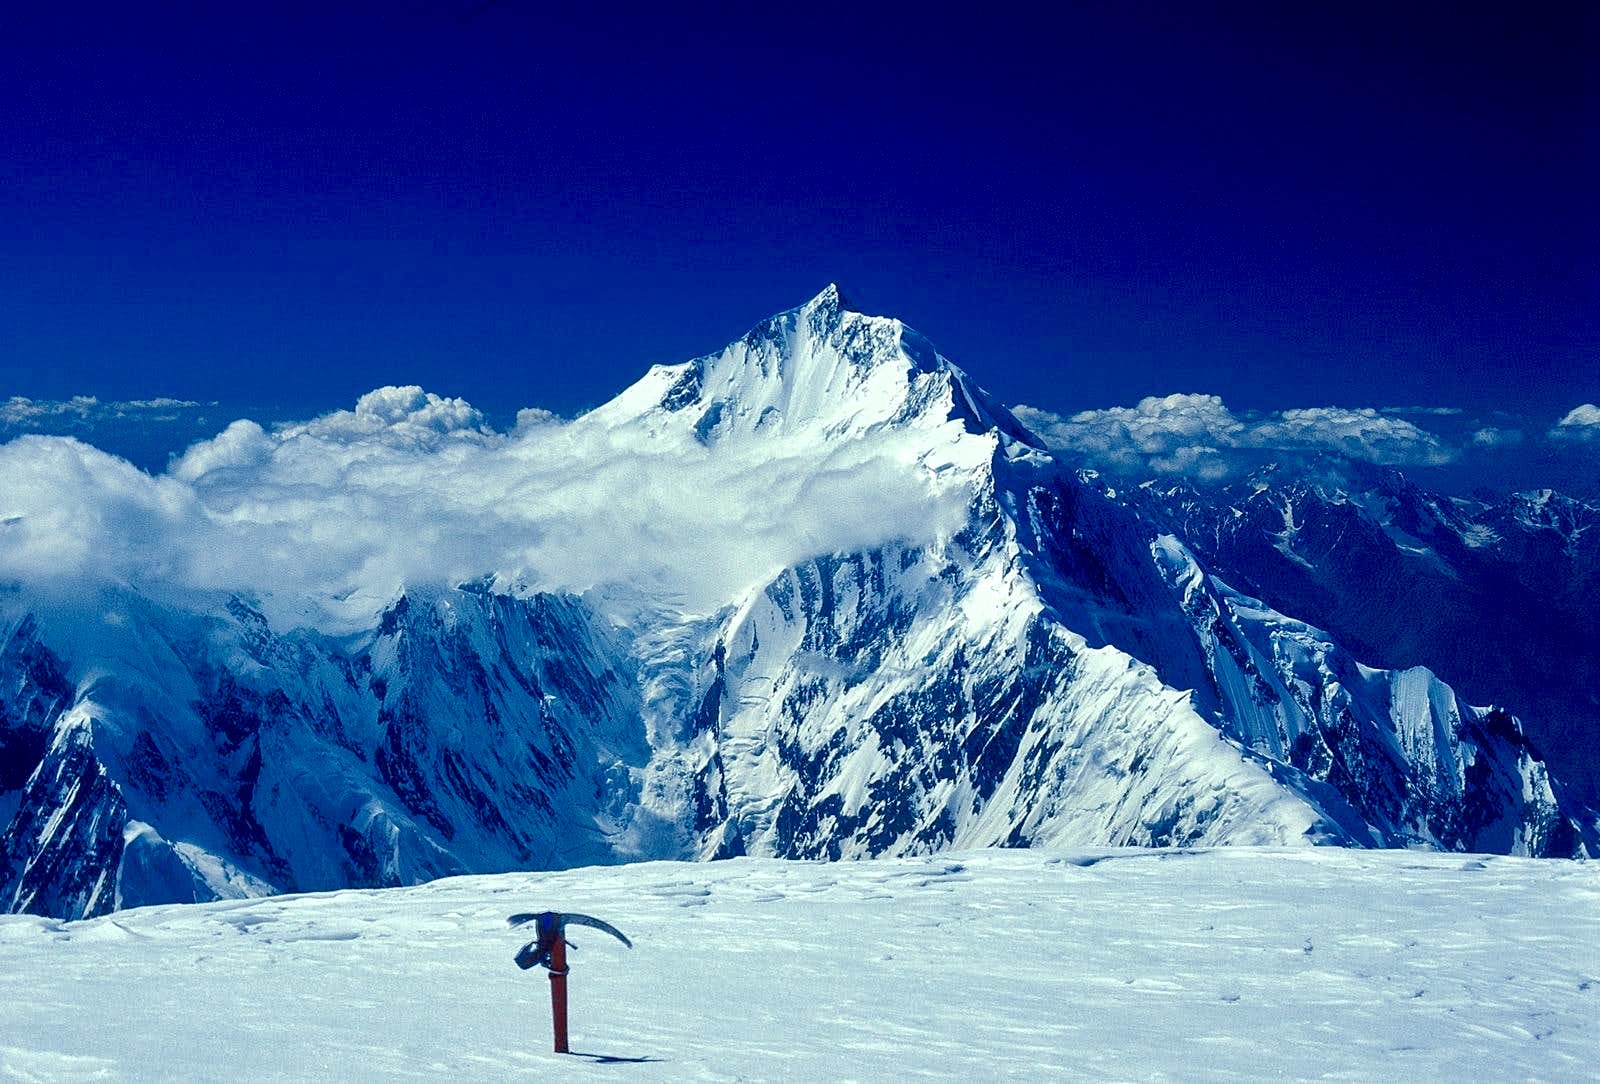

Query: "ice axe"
<box><xmin>508</xmin><ymin>911</ymin><xmax>632</xmax><ymax>1054</ymax></box>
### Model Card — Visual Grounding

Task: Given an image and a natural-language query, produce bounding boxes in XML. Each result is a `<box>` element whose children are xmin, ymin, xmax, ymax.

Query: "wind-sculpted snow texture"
<box><xmin>0</xmin><ymin>286</ymin><xmax>1592</xmax><ymax>919</ymax></box>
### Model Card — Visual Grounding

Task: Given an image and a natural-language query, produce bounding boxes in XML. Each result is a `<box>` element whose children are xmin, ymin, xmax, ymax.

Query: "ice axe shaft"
<box><xmin>548</xmin><ymin>933</ymin><xmax>570</xmax><ymax>1054</ymax></box>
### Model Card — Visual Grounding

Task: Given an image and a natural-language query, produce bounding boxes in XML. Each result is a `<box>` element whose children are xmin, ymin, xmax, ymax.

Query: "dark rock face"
<box><xmin>1</xmin><ymin>719</ymin><xmax>128</xmax><ymax>917</ymax></box>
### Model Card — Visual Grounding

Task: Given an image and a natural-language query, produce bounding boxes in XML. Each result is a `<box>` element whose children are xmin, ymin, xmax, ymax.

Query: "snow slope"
<box><xmin>0</xmin><ymin>848</ymin><xmax>1594</xmax><ymax>1082</ymax></box>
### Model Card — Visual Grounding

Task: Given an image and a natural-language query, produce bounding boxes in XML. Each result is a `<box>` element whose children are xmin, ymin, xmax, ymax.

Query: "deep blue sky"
<box><xmin>1</xmin><ymin>2</ymin><xmax>1595</xmax><ymax>430</ymax></box>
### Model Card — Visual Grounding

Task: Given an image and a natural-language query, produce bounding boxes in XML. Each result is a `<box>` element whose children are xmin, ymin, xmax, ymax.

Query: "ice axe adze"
<box><xmin>508</xmin><ymin>911</ymin><xmax>632</xmax><ymax>1054</ymax></box>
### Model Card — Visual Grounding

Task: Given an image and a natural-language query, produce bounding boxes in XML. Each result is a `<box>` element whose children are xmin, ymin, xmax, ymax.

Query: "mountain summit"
<box><xmin>0</xmin><ymin>291</ymin><xmax>1592</xmax><ymax>919</ymax></box>
<box><xmin>589</xmin><ymin>285</ymin><xmax>1037</xmax><ymax>448</ymax></box>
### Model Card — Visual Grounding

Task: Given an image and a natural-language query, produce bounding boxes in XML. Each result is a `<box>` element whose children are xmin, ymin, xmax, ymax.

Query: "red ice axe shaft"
<box><xmin>548</xmin><ymin>932</ymin><xmax>570</xmax><ymax>1054</ymax></box>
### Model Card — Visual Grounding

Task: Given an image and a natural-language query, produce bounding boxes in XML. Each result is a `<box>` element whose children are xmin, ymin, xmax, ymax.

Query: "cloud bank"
<box><xmin>0</xmin><ymin>386</ymin><xmax>969</xmax><ymax>632</ymax></box>
<box><xmin>5</xmin><ymin>381</ymin><xmax>1588</xmax><ymax>632</ymax></box>
<box><xmin>1013</xmin><ymin>395</ymin><xmax>1458</xmax><ymax>481</ymax></box>
<box><xmin>0</xmin><ymin>395</ymin><xmax>226</xmax><ymax>475</ymax></box>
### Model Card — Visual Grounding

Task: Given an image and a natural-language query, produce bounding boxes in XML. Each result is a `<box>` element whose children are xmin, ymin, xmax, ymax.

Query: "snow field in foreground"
<box><xmin>0</xmin><ymin>848</ymin><xmax>1595</xmax><ymax>1082</ymax></box>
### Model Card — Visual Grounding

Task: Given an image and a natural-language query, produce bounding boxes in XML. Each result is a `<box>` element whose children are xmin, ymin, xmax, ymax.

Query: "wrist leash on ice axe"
<box><xmin>508</xmin><ymin>910</ymin><xmax>632</xmax><ymax>1054</ymax></box>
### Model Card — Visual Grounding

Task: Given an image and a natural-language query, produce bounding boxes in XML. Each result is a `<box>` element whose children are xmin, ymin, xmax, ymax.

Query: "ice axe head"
<box><xmin>509</xmin><ymin>910</ymin><xmax>632</xmax><ymax>971</ymax></box>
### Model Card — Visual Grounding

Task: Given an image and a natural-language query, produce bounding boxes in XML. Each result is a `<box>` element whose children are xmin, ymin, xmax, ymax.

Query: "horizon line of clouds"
<box><xmin>6</xmin><ymin>389</ymin><xmax>1596</xmax><ymax>457</ymax></box>
<box><xmin>0</xmin><ymin>382</ymin><xmax>1593</xmax><ymax>633</ymax></box>
<box><xmin>1</xmin><ymin>395</ymin><xmax>209</xmax><ymax>425</ymax></box>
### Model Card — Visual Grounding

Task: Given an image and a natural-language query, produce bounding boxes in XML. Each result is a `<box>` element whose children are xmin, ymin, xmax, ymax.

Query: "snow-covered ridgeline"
<box><xmin>668</xmin><ymin>426</ymin><xmax>1582</xmax><ymax>863</ymax></box>
<box><xmin>592</xmin><ymin>287</ymin><xmax>1586</xmax><ymax>862</ymax></box>
<box><xmin>583</xmin><ymin>283</ymin><xmax>1036</xmax><ymax>448</ymax></box>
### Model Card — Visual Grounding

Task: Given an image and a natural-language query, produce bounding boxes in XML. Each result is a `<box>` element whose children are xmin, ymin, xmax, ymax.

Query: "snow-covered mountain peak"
<box><xmin>799</xmin><ymin>280</ymin><xmax>853</xmax><ymax>316</ymax></box>
<box><xmin>585</xmin><ymin>287</ymin><xmax>1038</xmax><ymax>452</ymax></box>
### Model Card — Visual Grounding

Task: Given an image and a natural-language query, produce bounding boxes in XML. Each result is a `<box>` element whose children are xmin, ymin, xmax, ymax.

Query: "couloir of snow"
<box><xmin>0</xmin><ymin>848</ymin><xmax>1594</xmax><ymax>1082</ymax></box>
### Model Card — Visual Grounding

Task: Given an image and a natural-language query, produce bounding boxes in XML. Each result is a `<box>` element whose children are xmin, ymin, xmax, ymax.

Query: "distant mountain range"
<box><xmin>3</xmin><ymin>286</ymin><xmax>1593</xmax><ymax>919</ymax></box>
<box><xmin>1116</xmin><ymin>461</ymin><xmax>1600</xmax><ymax>801</ymax></box>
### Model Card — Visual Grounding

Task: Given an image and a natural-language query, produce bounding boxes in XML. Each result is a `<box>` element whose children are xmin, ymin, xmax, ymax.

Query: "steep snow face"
<box><xmin>1148</xmin><ymin>536</ymin><xmax>1575</xmax><ymax>854</ymax></box>
<box><xmin>994</xmin><ymin>465</ymin><xmax>1586</xmax><ymax>856</ymax></box>
<box><xmin>0</xmin><ymin>587</ymin><xmax>648</xmax><ymax>919</ymax></box>
<box><xmin>684</xmin><ymin>534</ymin><xmax>1331</xmax><ymax>858</ymax></box>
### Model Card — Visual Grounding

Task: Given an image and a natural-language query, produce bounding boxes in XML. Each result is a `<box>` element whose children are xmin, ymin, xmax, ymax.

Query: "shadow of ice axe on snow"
<box><xmin>509</xmin><ymin>910</ymin><xmax>649</xmax><ymax>1059</ymax></box>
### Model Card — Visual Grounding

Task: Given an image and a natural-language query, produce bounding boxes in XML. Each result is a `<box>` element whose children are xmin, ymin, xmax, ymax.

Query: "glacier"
<box><xmin>0</xmin><ymin>285</ymin><xmax>1593</xmax><ymax>919</ymax></box>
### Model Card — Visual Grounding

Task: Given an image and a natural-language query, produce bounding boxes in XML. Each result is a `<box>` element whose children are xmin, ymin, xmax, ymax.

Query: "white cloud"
<box><xmin>1550</xmin><ymin>404</ymin><xmax>1600</xmax><ymax>442</ymax></box>
<box><xmin>1253</xmin><ymin>407</ymin><xmax>1453</xmax><ymax>466</ymax></box>
<box><xmin>513</xmin><ymin>407</ymin><xmax>560</xmax><ymax>433</ymax></box>
<box><xmin>1</xmin><ymin>386</ymin><xmax>969</xmax><ymax>632</ymax></box>
<box><xmin>275</xmin><ymin>386</ymin><xmax>494</xmax><ymax>450</ymax></box>
<box><xmin>0</xmin><ymin>395</ymin><xmax>203</xmax><ymax>426</ymax></box>
<box><xmin>0</xmin><ymin>436</ymin><xmax>204</xmax><ymax>592</ymax></box>
<box><xmin>1</xmin><ymin>395</ymin><xmax>101</xmax><ymax>423</ymax></box>
<box><xmin>1381</xmin><ymin>406</ymin><xmax>1464</xmax><ymax>417</ymax></box>
<box><xmin>1014</xmin><ymin>395</ymin><xmax>1455</xmax><ymax>478</ymax></box>
<box><xmin>169</xmin><ymin>420</ymin><xmax>276</xmax><ymax>483</ymax></box>
<box><xmin>1014</xmin><ymin>394</ymin><xmax>1231</xmax><ymax>472</ymax></box>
